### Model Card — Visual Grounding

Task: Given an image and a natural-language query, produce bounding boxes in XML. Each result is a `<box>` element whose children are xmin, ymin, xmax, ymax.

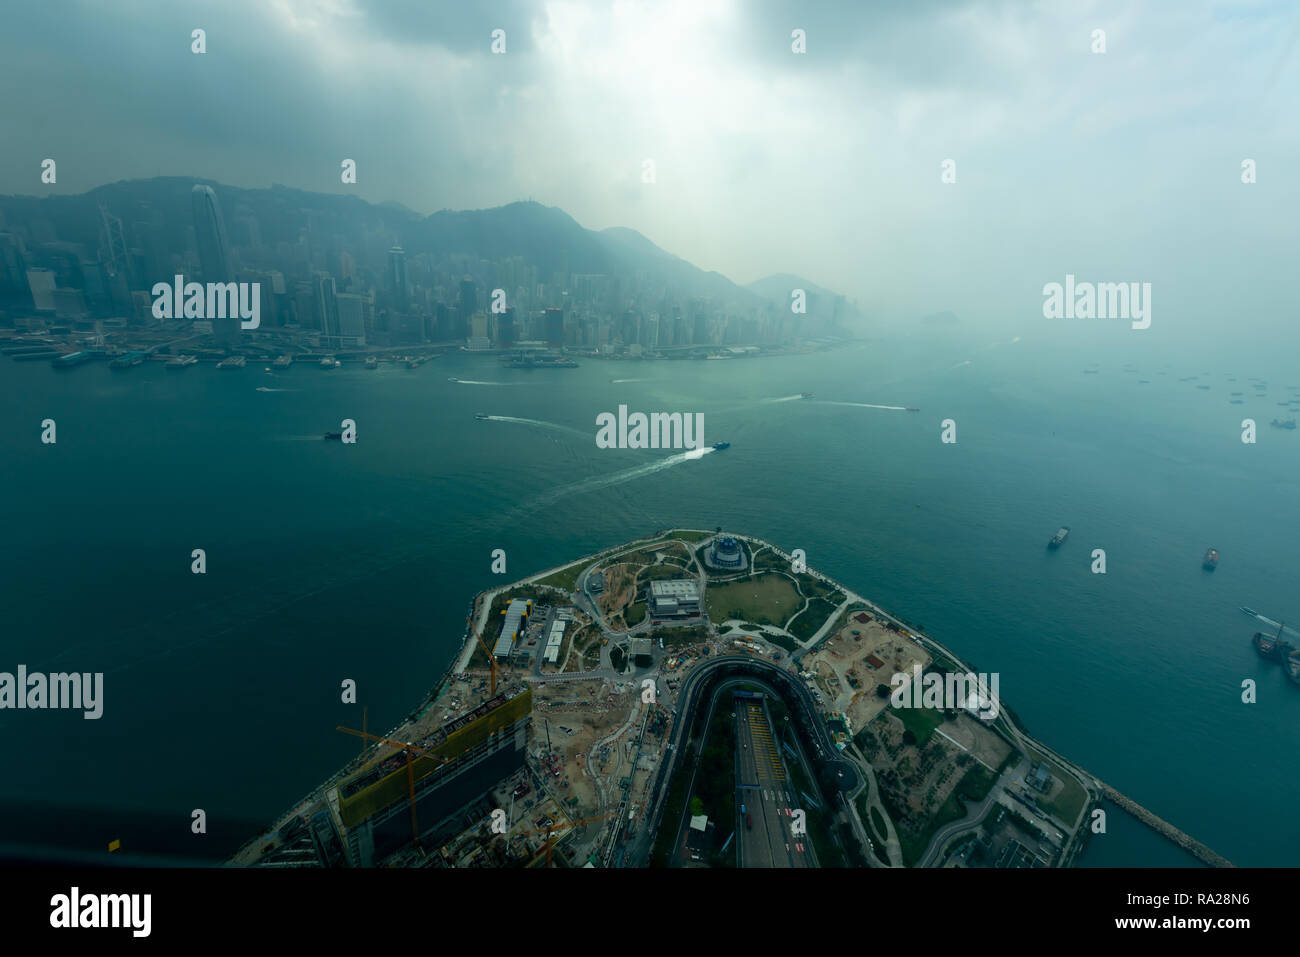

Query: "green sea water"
<box><xmin>1</xmin><ymin>325</ymin><xmax>1296</xmax><ymax>865</ymax></box>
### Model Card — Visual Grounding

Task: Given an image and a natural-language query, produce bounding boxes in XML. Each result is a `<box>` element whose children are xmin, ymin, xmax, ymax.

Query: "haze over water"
<box><xmin>2</xmin><ymin>325</ymin><xmax>1297</xmax><ymax>864</ymax></box>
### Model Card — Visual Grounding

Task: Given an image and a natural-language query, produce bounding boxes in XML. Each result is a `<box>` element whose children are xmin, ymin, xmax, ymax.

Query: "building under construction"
<box><xmin>327</xmin><ymin>687</ymin><xmax>532</xmax><ymax>866</ymax></box>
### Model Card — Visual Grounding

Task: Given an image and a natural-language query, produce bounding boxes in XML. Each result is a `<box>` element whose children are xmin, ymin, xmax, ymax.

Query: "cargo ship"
<box><xmin>1253</xmin><ymin>623</ymin><xmax>1294</xmax><ymax>663</ymax></box>
<box><xmin>712</xmin><ymin>441</ymin><xmax>730</xmax><ymax>451</ymax></box>
<box><xmin>1047</xmin><ymin>526</ymin><xmax>1070</xmax><ymax>549</ymax></box>
<box><xmin>1202</xmin><ymin>547</ymin><xmax>1219</xmax><ymax>571</ymax></box>
<box><xmin>217</xmin><ymin>355</ymin><xmax>247</xmax><ymax>369</ymax></box>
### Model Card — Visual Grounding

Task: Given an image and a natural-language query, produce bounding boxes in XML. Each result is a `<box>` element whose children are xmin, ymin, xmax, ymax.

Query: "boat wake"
<box><xmin>451</xmin><ymin>379</ymin><xmax>518</xmax><ymax>386</ymax></box>
<box><xmin>820</xmin><ymin>400</ymin><xmax>909</xmax><ymax>411</ymax></box>
<box><xmin>524</xmin><ymin>447</ymin><xmax>714</xmax><ymax>511</ymax></box>
<box><xmin>481</xmin><ymin>415</ymin><xmax>589</xmax><ymax>439</ymax></box>
<box><xmin>610</xmin><ymin>378</ymin><xmax>647</xmax><ymax>384</ymax></box>
<box><xmin>762</xmin><ymin>395</ymin><xmax>806</xmax><ymax>403</ymax></box>
<box><xmin>255</xmin><ymin>386</ymin><xmax>298</xmax><ymax>392</ymax></box>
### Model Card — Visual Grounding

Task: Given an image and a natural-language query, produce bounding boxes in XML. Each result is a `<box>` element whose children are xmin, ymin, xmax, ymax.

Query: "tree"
<box><xmin>902</xmin><ymin>729</ymin><xmax>917</xmax><ymax>747</ymax></box>
<box><xmin>689</xmin><ymin>796</ymin><xmax>705</xmax><ymax>817</ymax></box>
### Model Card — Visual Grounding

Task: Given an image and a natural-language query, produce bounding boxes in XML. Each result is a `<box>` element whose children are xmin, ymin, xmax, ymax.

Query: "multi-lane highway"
<box><xmin>735</xmin><ymin>695</ymin><xmax>814</xmax><ymax>868</ymax></box>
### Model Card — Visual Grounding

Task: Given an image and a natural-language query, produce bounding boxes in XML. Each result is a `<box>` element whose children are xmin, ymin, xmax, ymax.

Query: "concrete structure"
<box><xmin>544</xmin><ymin>619</ymin><xmax>565</xmax><ymax>665</ymax></box>
<box><xmin>330</xmin><ymin>688</ymin><xmax>532</xmax><ymax>866</ymax></box>
<box><xmin>705</xmin><ymin>536</ymin><xmax>747</xmax><ymax>571</ymax></box>
<box><xmin>494</xmin><ymin>599</ymin><xmax>532</xmax><ymax>659</ymax></box>
<box><xmin>649</xmin><ymin>579</ymin><xmax>701</xmax><ymax>618</ymax></box>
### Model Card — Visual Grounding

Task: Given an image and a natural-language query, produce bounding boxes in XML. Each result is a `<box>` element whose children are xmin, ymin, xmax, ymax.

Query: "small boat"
<box><xmin>712</xmin><ymin>441</ymin><xmax>730</xmax><ymax>451</ymax></box>
<box><xmin>800</xmin><ymin>392</ymin><xmax>814</xmax><ymax>399</ymax></box>
<box><xmin>448</xmin><ymin>377</ymin><xmax>460</xmax><ymax>382</ymax></box>
<box><xmin>1271</xmin><ymin>418</ymin><xmax>1297</xmax><ymax>430</ymax></box>
<box><xmin>320</xmin><ymin>356</ymin><xmax>340</xmax><ymax>369</ymax></box>
<box><xmin>165</xmin><ymin>355</ymin><xmax>197</xmax><ymax>371</ymax></box>
<box><xmin>1241</xmin><ymin>606</ymin><xmax>1258</xmax><ymax>617</ymax></box>
<box><xmin>1202</xmin><ymin>547</ymin><xmax>1219</xmax><ymax>571</ymax></box>
<box><xmin>365</xmin><ymin>356</ymin><xmax>378</xmax><ymax>369</ymax></box>
<box><xmin>1047</xmin><ymin>526</ymin><xmax>1070</xmax><ymax>549</ymax></box>
<box><xmin>272</xmin><ymin>355</ymin><xmax>293</xmax><ymax>369</ymax></box>
<box><xmin>905</xmin><ymin>406</ymin><xmax>919</xmax><ymax>412</ymax></box>
<box><xmin>323</xmin><ymin>431</ymin><xmax>343</xmax><ymax>441</ymax></box>
<box><xmin>474</xmin><ymin>412</ymin><xmax>490</xmax><ymax>420</ymax></box>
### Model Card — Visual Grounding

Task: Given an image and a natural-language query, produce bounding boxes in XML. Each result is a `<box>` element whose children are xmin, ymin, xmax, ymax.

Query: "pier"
<box><xmin>1096</xmin><ymin>780</ymin><xmax>1234</xmax><ymax>868</ymax></box>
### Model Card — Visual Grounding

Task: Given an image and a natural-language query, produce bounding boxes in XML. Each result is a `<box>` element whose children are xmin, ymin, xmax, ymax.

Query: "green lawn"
<box><xmin>534</xmin><ymin>564</ymin><xmax>583</xmax><ymax>593</ymax></box>
<box><xmin>705</xmin><ymin>573</ymin><xmax>802</xmax><ymax>626</ymax></box>
<box><xmin>892</xmin><ymin>705</ymin><xmax>946</xmax><ymax>748</ymax></box>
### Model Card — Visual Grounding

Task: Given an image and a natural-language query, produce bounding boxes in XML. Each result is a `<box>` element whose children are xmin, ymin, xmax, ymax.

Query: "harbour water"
<box><xmin>2</xmin><ymin>326</ymin><xmax>1297</xmax><ymax>865</ymax></box>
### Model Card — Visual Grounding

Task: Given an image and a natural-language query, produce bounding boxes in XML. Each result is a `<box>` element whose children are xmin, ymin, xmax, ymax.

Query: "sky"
<box><xmin>2</xmin><ymin>0</ymin><xmax>1298</xmax><ymax>341</ymax></box>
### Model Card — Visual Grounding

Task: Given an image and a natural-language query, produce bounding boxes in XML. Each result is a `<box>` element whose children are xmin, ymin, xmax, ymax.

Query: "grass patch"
<box><xmin>787</xmin><ymin>596</ymin><xmax>841</xmax><ymax>642</ymax></box>
<box><xmin>655</xmin><ymin>624</ymin><xmax>709</xmax><ymax>648</ymax></box>
<box><xmin>869</xmin><ymin>806</ymin><xmax>888</xmax><ymax>845</ymax></box>
<box><xmin>892</xmin><ymin>706</ymin><xmax>945</xmax><ymax>749</ymax></box>
<box><xmin>535</xmin><ymin>563</ymin><xmax>583</xmax><ymax>593</ymax></box>
<box><xmin>1025</xmin><ymin>748</ymin><xmax>1087</xmax><ymax>826</ymax></box>
<box><xmin>624</xmin><ymin>601</ymin><xmax>646</xmax><ymax>626</ymax></box>
<box><xmin>705</xmin><ymin>573</ymin><xmax>802</xmax><ymax>626</ymax></box>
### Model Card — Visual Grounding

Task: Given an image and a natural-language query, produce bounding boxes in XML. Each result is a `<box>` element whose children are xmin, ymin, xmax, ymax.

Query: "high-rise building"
<box><xmin>191</xmin><ymin>185</ymin><xmax>231</xmax><ymax>284</ymax></box>
<box><xmin>457</xmin><ymin>278</ymin><xmax>476</xmax><ymax>338</ymax></box>
<box><xmin>387</xmin><ymin>246</ymin><xmax>408</xmax><ymax>309</ymax></box>
<box><xmin>192</xmin><ymin>185</ymin><xmax>237</xmax><ymax>345</ymax></box>
<box><xmin>314</xmin><ymin>273</ymin><xmax>339</xmax><ymax>345</ymax></box>
<box><xmin>544</xmin><ymin>307</ymin><xmax>564</xmax><ymax>349</ymax></box>
<box><xmin>25</xmin><ymin>267</ymin><xmax>56</xmax><ymax>312</ymax></box>
<box><xmin>335</xmin><ymin>291</ymin><xmax>370</xmax><ymax>346</ymax></box>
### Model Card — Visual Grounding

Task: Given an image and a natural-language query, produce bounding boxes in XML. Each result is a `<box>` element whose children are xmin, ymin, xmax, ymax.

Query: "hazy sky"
<box><xmin>2</xmin><ymin>0</ymin><xmax>1298</xmax><ymax>340</ymax></box>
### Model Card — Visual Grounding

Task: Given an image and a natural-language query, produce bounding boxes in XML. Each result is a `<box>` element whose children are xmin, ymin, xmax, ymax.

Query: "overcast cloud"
<box><xmin>2</xmin><ymin>0</ymin><xmax>1297</xmax><ymax>342</ymax></box>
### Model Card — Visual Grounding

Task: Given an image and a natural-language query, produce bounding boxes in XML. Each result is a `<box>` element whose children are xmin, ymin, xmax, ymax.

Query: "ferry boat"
<box><xmin>1202</xmin><ymin>547</ymin><xmax>1219</xmax><ymax>570</ymax></box>
<box><xmin>272</xmin><ymin>355</ymin><xmax>293</xmax><ymax>369</ymax></box>
<box><xmin>712</xmin><ymin>441</ymin><xmax>730</xmax><ymax>451</ymax></box>
<box><xmin>52</xmin><ymin>351</ymin><xmax>98</xmax><ymax>369</ymax></box>
<box><xmin>320</xmin><ymin>356</ymin><xmax>339</xmax><ymax>369</ymax></box>
<box><xmin>109</xmin><ymin>350</ymin><xmax>147</xmax><ymax>370</ymax></box>
<box><xmin>1047</xmin><ymin>526</ymin><xmax>1070</xmax><ymax>549</ymax></box>
<box><xmin>165</xmin><ymin>355</ymin><xmax>197</xmax><ymax>371</ymax></box>
<box><xmin>216</xmin><ymin>355</ymin><xmax>246</xmax><ymax>369</ymax></box>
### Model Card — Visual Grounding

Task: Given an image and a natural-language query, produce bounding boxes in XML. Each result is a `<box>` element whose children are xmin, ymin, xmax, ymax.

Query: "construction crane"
<box><xmin>512</xmin><ymin>812</ymin><xmax>613</xmax><ymax>867</ymax></box>
<box><xmin>466</xmin><ymin>615</ymin><xmax>499</xmax><ymax>695</ymax></box>
<box><xmin>336</xmin><ymin>725</ymin><xmax>452</xmax><ymax>847</ymax></box>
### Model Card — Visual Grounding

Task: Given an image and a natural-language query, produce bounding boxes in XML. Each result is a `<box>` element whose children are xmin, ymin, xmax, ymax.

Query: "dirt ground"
<box><xmin>803</xmin><ymin>614</ymin><xmax>930</xmax><ymax>732</ymax></box>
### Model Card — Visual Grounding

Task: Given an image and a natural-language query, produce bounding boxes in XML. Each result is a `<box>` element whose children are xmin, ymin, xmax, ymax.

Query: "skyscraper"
<box><xmin>191</xmin><ymin>184</ymin><xmax>237</xmax><ymax>346</ymax></box>
<box><xmin>387</xmin><ymin>246</ymin><xmax>407</xmax><ymax>309</ymax></box>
